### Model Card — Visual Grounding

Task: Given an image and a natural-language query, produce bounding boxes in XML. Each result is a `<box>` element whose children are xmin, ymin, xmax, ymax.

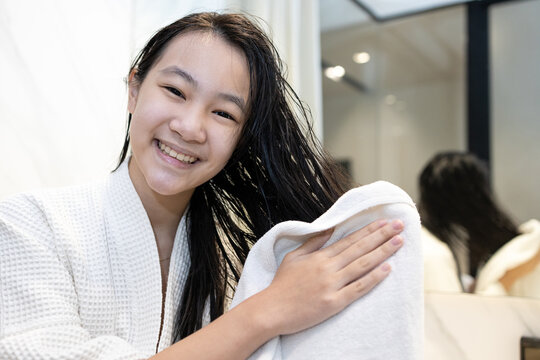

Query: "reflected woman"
<box><xmin>419</xmin><ymin>151</ymin><xmax>540</xmax><ymax>297</ymax></box>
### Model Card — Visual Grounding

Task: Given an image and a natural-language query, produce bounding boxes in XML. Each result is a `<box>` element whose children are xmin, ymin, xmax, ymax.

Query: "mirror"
<box><xmin>319</xmin><ymin>0</ymin><xmax>540</xmax><ymax>298</ymax></box>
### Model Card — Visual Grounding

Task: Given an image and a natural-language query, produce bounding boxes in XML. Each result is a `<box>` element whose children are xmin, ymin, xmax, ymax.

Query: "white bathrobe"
<box><xmin>1</xmin><ymin>163</ymin><xmax>423</xmax><ymax>359</ymax></box>
<box><xmin>475</xmin><ymin>219</ymin><xmax>540</xmax><ymax>298</ymax></box>
<box><xmin>422</xmin><ymin>227</ymin><xmax>463</xmax><ymax>293</ymax></box>
<box><xmin>0</xmin><ymin>161</ymin><xmax>191</xmax><ymax>359</ymax></box>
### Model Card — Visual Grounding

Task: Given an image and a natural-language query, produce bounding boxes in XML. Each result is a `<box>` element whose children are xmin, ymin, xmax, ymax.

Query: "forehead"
<box><xmin>155</xmin><ymin>31</ymin><xmax>249</xmax><ymax>79</ymax></box>
<box><xmin>153</xmin><ymin>31</ymin><xmax>250</xmax><ymax>103</ymax></box>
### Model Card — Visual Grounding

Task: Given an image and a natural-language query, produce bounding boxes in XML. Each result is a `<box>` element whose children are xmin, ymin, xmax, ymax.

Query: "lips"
<box><xmin>157</xmin><ymin>140</ymin><xmax>198</xmax><ymax>164</ymax></box>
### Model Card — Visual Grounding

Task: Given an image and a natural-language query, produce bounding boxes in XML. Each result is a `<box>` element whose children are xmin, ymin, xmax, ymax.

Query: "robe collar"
<box><xmin>104</xmin><ymin>159</ymin><xmax>191</xmax><ymax>352</ymax></box>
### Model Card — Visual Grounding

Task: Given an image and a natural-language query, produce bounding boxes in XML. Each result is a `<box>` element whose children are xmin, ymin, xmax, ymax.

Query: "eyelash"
<box><xmin>164</xmin><ymin>86</ymin><xmax>236</xmax><ymax>122</ymax></box>
<box><xmin>214</xmin><ymin>111</ymin><xmax>235</xmax><ymax>121</ymax></box>
<box><xmin>165</xmin><ymin>86</ymin><xmax>185</xmax><ymax>99</ymax></box>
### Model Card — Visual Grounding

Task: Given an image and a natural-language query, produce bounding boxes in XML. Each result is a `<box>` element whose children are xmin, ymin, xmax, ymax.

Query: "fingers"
<box><xmin>332</xmin><ymin>219</ymin><xmax>404</xmax><ymax>268</ymax></box>
<box><xmin>337</xmin><ymin>234</ymin><xmax>403</xmax><ymax>288</ymax></box>
<box><xmin>266</xmin><ymin>218</ymin><xmax>405</xmax><ymax>336</ymax></box>
<box><xmin>338</xmin><ymin>262</ymin><xmax>393</xmax><ymax>304</ymax></box>
<box><xmin>322</xmin><ymin>219</ymin><xmax>388</xmax><ymax>257</ymax></box>
<box><xmin>293</xmin><ymin>228</ymin><xmax>334</xmax><ymax>256</ymax></box>
<box><xmin>323</xmin><ymin>219</ymin><xmax>403</xmax><ymax>264</ymax></box>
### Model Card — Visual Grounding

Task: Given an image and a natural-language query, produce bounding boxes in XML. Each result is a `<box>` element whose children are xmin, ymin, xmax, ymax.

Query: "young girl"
<box><xmin>0</xmin><ymin>12</ymin><xmax>412</xmax><ymax>359</ymax></box>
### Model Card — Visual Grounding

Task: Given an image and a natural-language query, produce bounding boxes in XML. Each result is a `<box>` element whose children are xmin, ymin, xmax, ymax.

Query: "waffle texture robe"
<box><xmin>0</xmin><ymin>161</ymin><xmax>190</xmax><ymax>359</ymax></box>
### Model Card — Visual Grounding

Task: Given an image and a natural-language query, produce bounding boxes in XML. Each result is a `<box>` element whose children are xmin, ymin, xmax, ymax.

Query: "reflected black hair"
<box><xmin>116</xmin><ymin>12</ymin><xmax>350</xmax><ymax>341</ymax></box>
<box><xmin>418</xmin><ymin>151</ymin><xmax>519</xmax><ymax>278</ymax></box>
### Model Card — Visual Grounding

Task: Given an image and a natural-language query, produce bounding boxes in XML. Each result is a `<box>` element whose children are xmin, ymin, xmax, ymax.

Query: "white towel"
<box><xmin>231</xmin><ymin>181</ymin><xmax>423</xmax><ymax>360</ymax></box>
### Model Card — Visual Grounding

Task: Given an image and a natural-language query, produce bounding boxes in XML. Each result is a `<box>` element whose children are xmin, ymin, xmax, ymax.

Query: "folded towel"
<box><xmin>231</xmin><ymin>181</ymin><xmax>423</xmax><ymax>359</ymax></box>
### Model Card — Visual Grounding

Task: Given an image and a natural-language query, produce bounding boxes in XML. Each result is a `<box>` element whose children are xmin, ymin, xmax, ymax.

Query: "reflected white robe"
<box><xmin>421</xmin><ymin>227</ymin><xmax>463</xmax><ymax>293</ymax></box>
<box><xmin>475</xmin><ymin>219</ymin><xmax>540</xmax><ymax>298</ymax></box>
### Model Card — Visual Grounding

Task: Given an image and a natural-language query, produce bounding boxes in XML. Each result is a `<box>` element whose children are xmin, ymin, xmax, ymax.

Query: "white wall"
<box><xmin>322</xmin><ymin>91</ymin><xmax>378</xmax><ymax>186</ymax></box>
<box><xmin>377</xmin><ymin>80</ymin><xmax>465</xmax><ymax>199</ymax></box>
<box><xmin>491</xmin><ymin>0</ymin><xmax>540</xmax><ymax>224</ymax></box>
<box><xmin>0</xmin><ymin>0</ymin><xmax>133</xmax><ymax>194</ymax></box>
<box><xmin>323</xmin><ymin>78</ymin><xmax>465</xmax><ymax>201</ymax></box>
<box><xmin>0</xmin><ymin>0</ymin><xmax>322</xmax><ymax>199</ymax></box>
<box><xmin>322</xmin><ymin>7</ymin><xmax>466</xmax><ymax>201</ymax></box>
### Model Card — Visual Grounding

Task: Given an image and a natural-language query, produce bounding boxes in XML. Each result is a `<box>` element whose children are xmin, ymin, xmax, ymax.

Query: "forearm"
<box><xmin>151</xmin><ymin>292</ymin><xmax>276</xmax><ymax>360</ymax></box>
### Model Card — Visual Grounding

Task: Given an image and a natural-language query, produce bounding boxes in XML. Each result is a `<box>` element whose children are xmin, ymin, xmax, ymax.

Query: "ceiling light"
<box><xmin>353</xmin><ymin>52</ymin><xmax>370</xmax><ymax>64</ymax></box>
<box><xmin>324</xmin><ymin>66</ymin><xmax>346</xmax><ymax>81</ymax></box>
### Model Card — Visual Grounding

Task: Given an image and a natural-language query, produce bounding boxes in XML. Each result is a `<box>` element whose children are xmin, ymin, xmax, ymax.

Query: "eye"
<box><xmin>214</xmin><ymin>111</ymin><xmax>236</xmax><ymax>122</ymax></box>
<box><xmin>164</xmin><ymin>86</ymin><xmax>185</xmax><ymax>99</ymax></box>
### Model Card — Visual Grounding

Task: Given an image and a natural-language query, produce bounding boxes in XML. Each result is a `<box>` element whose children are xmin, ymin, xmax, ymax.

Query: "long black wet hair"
<box><xmin>116</xmin><ymin>12</ymin><xmax>350</xmax><ymax>341</ymax></box>
<box><xmin>418</xmin><ymin>151</ymin><xmax>519</xmax><ymax>278</ymax></box>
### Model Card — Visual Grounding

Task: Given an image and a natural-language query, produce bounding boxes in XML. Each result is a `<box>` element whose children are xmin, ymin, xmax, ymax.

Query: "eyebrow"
<box><xmin>159</xmin><ymin>65</ymin><xmax>247</xmax><ymax>113</ymax></box>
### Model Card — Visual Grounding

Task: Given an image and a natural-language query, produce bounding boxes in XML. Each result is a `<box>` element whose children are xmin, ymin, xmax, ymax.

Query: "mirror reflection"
<box><xmin>319</xmin><ymin>0</ymin><xmax>540</xmax><ymax>298</ymax></box>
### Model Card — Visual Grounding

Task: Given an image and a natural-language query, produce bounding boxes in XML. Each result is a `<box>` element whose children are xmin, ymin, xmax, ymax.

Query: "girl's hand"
<box><xmin>153</xmin><ymin>219</ymin><xmax>404</xmax><ymax>360</ymax></box>
<box><xmin>254</xmin><ymin>219</ymin><xmax>404</xmax><ymax>336</ymax></box>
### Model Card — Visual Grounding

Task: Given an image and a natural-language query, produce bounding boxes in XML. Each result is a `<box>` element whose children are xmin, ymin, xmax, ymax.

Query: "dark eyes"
<box><xmin>165</xmin><ymin>86</ymin><xmax>185</xmax><ymax>98</ymax></box>
<box><xmin>164</xmin><ymin>86</ymin><xmax>236</xmax><ymax>122</ymax></box>
<box><xmin>213</xmin><ymin>111</ymin><xmax>235</xmax><ymax>121</ymax></box>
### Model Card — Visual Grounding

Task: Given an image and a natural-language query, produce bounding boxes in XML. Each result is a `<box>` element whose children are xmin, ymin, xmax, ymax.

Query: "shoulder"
<box><xmin>519</xmin><ymin>219</ymin><xmax>540</xmax><ymax>236</ymax></box>
<box><xmin>421</xmin><ymin>226</ymin><xmax>452</xmax><ymax>254</ymax></box>
<box><xmin>475</xmin><ymin>219</ymin><xmax>540</xmax><ymax>295</ymax></box>
<box><xmin>0</xmin><ymin>180</ymin><xmax>107</xmax><ymax>246</ymax></box>
<box><xmin>0</xmin><ymin>191</ymin><xmax>52</xmax><ymax>240</ymax></box>
<box><xmin>488</xmin><ymin>219</ymin><xmax>540</xmax><ymax>260</ymax></box>
<box><xmin>1</xmin><ymin>179</ymin><xmax>105</xmax><ymax>215</ymax></box>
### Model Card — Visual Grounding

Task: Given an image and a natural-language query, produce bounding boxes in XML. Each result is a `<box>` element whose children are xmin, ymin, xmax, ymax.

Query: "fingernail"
<box><xmin>392</xmin><ymin>219</ymin><xmax>404</xmax><ymax>230</ymax></box>
<box><xmin>391</xmin><ymin>235</ymin><xmax>403</xmax><ymax>246</ymax></box>
<box><xmin>381</xmin><ymin>263</ymin><xmax>391</xmax><ymax>272</ymax></box>
<box><xmin>378</xmin><ymin>219</ymin><xmax>388</xmax><ymax>228</ymax></box>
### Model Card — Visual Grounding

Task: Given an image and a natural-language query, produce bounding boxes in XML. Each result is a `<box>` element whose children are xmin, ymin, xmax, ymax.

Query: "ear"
<box><xmin>127</xmin><ymin>69</ymin><xmax>140</xmax><ymax>114</ymax></box>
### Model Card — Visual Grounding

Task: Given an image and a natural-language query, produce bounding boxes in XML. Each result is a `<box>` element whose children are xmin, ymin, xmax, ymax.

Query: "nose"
<box><xmin>169</xmin><ymin>105</ymin><xmax>207</xmax><ymax>143</ymax></box>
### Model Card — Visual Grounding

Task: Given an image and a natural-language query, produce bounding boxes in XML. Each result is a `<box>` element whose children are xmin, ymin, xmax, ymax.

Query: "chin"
<box><xmin>149</xmin><ymin>182</ymin><xmax>186</xmax><ymax>197</ymax></box>
<box><xmin>144</xmin><ymin>174</ymin><xmax>183</xmax><ymax>196</ymax></box>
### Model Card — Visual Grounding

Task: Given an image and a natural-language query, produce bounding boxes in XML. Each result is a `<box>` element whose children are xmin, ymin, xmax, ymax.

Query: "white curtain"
<box><xmin>0</xmin><ymin>0</ymin><xmax>322</xmax><ymax>199</ymax></box>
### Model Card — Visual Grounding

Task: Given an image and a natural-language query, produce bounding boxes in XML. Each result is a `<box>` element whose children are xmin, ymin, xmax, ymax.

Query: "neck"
<box><xmin>127</xmin><ymin>158</ymin><xmax>192</xmax><ymax>249</ymax></box>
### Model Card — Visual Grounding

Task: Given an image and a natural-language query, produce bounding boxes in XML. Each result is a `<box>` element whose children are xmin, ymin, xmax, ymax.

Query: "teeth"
<box><xmin>158</xmin><ymin>141</ymin><xmax>197</xmax><ymax>164</ymax></box>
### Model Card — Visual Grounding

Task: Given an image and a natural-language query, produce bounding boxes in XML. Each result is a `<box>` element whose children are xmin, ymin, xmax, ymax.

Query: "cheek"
<box><xmin>130</xmin><ymin>102</ymin><xmax>170</xmax><ymax>137</ymax></box>
<box><xmin>211</xmin><ymin>129</ymin><xmax>242</xmax><ymax>165</ymax></box>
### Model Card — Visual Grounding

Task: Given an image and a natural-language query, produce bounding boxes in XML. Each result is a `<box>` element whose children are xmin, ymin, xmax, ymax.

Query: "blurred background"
<box><xmin>320</xmin><ymin>0</ymin><xmax>539</xmax><ymax>226</ymax></box>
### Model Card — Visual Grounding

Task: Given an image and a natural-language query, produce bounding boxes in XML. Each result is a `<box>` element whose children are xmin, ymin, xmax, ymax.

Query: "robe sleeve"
<box><xmin>0</xmin><ymin>194</ymin><xmax>150</xmax><ymax>360</ymax></box>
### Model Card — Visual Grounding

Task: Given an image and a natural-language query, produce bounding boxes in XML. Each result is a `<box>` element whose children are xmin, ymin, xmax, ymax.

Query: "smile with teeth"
<box><xmin>158</xmin><ymin>141</ymin><xmax>197</xmax><ymax>164</ymax></box>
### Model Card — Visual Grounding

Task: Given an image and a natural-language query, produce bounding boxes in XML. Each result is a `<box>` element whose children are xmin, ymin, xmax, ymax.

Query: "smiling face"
<box><xmin>127</xmin><ymin>31</ymin><xmax>250</xmax><ymax>205</ymax></box>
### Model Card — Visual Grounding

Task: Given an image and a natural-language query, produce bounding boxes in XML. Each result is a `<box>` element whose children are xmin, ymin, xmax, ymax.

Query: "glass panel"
<box><xmin>320</xmin><ymin>0</ymin><xmax>369</xmax><ymax>32</ymax></box>
<box><xmin>491</xmin><ymin>0</ymin><xmax>540</xmax><ymax>225</ymax></box>
<box><xmin>321</xmin><ymin>4</ymin><xmax>466</xmax><ymax>201</ymax></box>
<box><xmin>357</xmin><ymin>0</ymin><xmax>467</xmax><ymax>19</ymax></box>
